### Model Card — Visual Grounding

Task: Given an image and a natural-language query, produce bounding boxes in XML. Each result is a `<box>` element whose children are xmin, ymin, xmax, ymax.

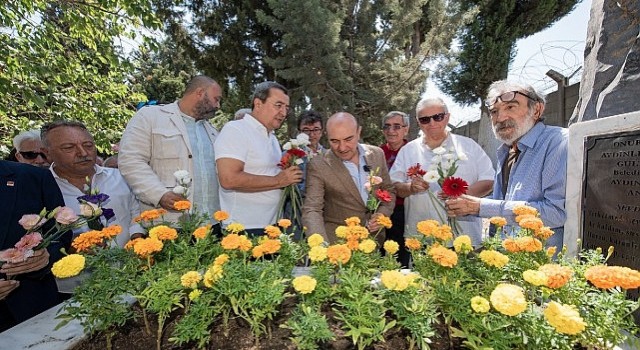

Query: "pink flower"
<box><xmin>364</xmin><ymin>181</ymin><xmax>372</xmax><ymax>191</ymax></box>
<box><xmin>14</xmin><ymin>232</ymin><xmax>43</xmax><ymax>250</ymax></box>
<box><xmin>54</xmin><ymin>206</ymin><xmax>78</xmax><ymax>225</ymax></box>
<box><xmin>371</xmin><ymin>176</ymin><xmax>383</xmax><ymax>185</ymax></box>
<box><xmin>18</xmin><ymin>214</ymin><xmax>45</xmax><ymax>230</ymax></box>
<box><xmin>0</xmin><ymin>248</ymin><xmax>33</xmax><ymax>263</ymax></box>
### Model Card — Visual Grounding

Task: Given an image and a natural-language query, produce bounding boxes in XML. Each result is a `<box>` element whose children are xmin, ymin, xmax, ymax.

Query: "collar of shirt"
<box><xmin>243</xmin><ymin>113</ymin><xmax>273</xmax><ymax>137</ymax></box>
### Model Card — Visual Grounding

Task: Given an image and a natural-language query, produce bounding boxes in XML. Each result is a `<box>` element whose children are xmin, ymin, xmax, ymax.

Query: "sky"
<box><xmin>431</xmin><ymin>0</ymin><xmax>592</xmax><ymax>127</ymax></box>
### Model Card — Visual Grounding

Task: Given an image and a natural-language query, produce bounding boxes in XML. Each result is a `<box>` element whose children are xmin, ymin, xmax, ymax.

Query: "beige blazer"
<box><xmin>302</xmin><ymin>144</ymin><xmax>395</xmax><ymax>243</ymax></box>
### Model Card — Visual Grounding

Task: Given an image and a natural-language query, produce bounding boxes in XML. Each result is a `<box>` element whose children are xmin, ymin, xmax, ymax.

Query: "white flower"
<box><xmin>294</xmin><ymin>158</ymin><xmax>304</xmax><ymax>165</ymax></box>
<box><xmin>173</xmin><ymin>185</ymin><xmax>187</xmax><ymax>195</ymax></box>
<box><xmin>174</xmin><ymin>170</ymin><xmax>190</xmax><ymax>183</ymax></box>
<box><xmin>283</xmin><ymin>142</ymin><xmax>292</xmax><ymax>151</ymax></box>
<box><xmin>290</xmin><ymin>139</ymin><xmax>300</xmax><ymax>147</ymax></box>
<box><xmin>457</xmin><ymin>152</ymin><xmax>468</xmax><ymax>161</ymax></box>
<box><xmin>431</xmin><ymin>155</ymin><xmax>442</xmax><ymax>164</ymax></box>
<box><xmin>442</xmin><ymin>153</ymin><xmax>455</xmax><ymax>160</ymax></box>
<box><xmin>441</xmin><ymin>158</ymin><xmax>455</xmax><ymax>170</ymax></box>
<box><xmin>424</xmin><ymin>170</ymin><xmax>439</xmax><ymax>183</ymax></box>
<box><xmin>432</xmin><ymin>147</ymin><xmax>447</xmax><ymax>155</ymax></box>
<box><xmin>79</xmin><ymin>202</ymin><xmax>102</xmax><ymax>217</ymax></box>
<box><xmin>296</xmin><ymin>133</ymin><xmax>310</xmax><ymax>146</ymax></box>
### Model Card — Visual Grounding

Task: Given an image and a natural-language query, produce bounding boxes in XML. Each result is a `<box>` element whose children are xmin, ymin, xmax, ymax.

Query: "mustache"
<box><xmin>494</xmin><ymin>119</ymin><xmax>517</xmax><ymax>131</ymax></box>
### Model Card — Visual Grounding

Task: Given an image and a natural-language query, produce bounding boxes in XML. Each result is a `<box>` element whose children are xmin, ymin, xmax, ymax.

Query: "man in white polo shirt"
<box><xmin>215</xmin><ymin>82</ymin><xmax>303</xmax><ymax>235</ymax></box>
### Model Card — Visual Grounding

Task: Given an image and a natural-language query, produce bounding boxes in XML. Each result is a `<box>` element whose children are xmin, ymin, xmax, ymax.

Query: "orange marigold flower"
<box><xmin>428</xmin><ymin>245</ymin><xmax>458</xmax><ymax>268</ymax></box>
<box><xmin>344</xmin><ymin>217</ymin><xmax>361</xmax><ymax>226</ymax></box>
<box><xmin>346</xmin><ymin>238</ymin><xmax>360</xmax><ymax>250</ymax></box>
<box><xmin>193</xmin><ymin>225</ymin><xmax>210</xmax><ymax>240</ymax></box>
<box><xmin>133</xmin><ymin>237</ymin><xmax>163</xmax><ymax>258</ymax></box>
<box><xmin>539</xmin><ymin>264</ymin><xmax>573</xmax><ymax>289</ymax></box>
<box><xmin>326</xmin><ymin>244</ymin><xmax>352</xmax><ymax>265</ymax></box>
<box><xmin>513</xmin><ymin>204</ymin><xmax>538</xmax><ymax>217</ymax></box>
<box><xmin>261</xmin><ymin>239</ymin><xmax>282</xmax><ymax>255</ymax></box>
<box><xmin>516</xmin><ymin>236</ymin><xmax>543</xmax><ymax>253</ymax></box>
<box><xmin>416</xmin><ymin>220</ymin><xmax>439</xmax><ymax>237</ymax></box>
<box><xmin>433</xmin><ymin>225</ymin><xmax>453</xmax><ymax>241</ymax></box>
<box><xmin>534</xmin><ymin>226</ymin><xmax>555</xmax><ymax>240</ymax></box>
<box><xmin>350</xmin><ymin>226</ymin><xmax>369</xmax><ymax>240</ymax></box>
<box><xmin>237</xmin><ymin>235</ymin><xmax>253</xmax><ymax>252</ymax></box>
<box><xmin>376</xmin><ymin>215</ymin><xmax>392</xmax><ymax>229</ymax></box>
<box><xmin>149</xmin><ymin>225</ymin><xmax>178</xmax><ymax>241</ymax></box>
<box><xmin>405</xmin><ymin>238</ymin><xmax>422</xmax><ymax>251</ymax></box>
<box><xmin>221</xmin><ymin>234</ymin><xmax>241</xmax><ymax>250</ymax></box>
<box><xmin>515</xmin><ymin>214</ymin><xmax>537</xmax><ymax>224</ymax></box>
<box><xmin>72</xmin><ymin>230</ymin><xmax>104</xmax><ymax>252</ymax></box>
<box><xmin>585</xmin><ymin>265</ymin><xmax>640</xmax><ymax>290</ymax></box>
<box><xmin>519</xmin><ymin>217</ymin><xmax>544</xmax><ymax>231</ymax></box>
<box><xmin>277</xmin><ymin>219</ymin><xmax>292</xmax><ymax>229</ymax></box>
<box><xmin>252</xmin><ymin>245</ymin><xmax>265</xmax><ymax>258</ymax></box>
<box><xmin>213</xmin><ymin>210</ymin><xmax>230</xmax><ymax>222</ymax></box>
<box><xmin>136</xmin><ymin>209</ymin><xmax>165</xmax><ymax>222</ymax></box>
<box><xmin>502</xmin><ymin>238</ymin><xmax>520</xmax><ymax>253</ymax></box>
<box><xmin>489</xmin><ymin>216</ymin><xmax>507</xmax><ymax>227</ymax></box>
<box><xmin>101</xmin><ymin>224</ymin><xmax>123</xmax><ymax>239</ymax></box>
<box><xmin>125</xmin><ymin>237</ymin><xmax>143</xmax><ymax>250</ymax></box>
<box><xmin>174</xmin><ymin>200</ymin><xmax>191</xmax><ymax>211</ymax></box>
<box><xmin>264</xmin><ymin>225</ymin><xmax>282</xmax><ymax>239</ymax></box>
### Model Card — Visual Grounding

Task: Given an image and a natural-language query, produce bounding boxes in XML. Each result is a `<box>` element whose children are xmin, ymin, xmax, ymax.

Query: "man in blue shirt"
<box><xmin>445</xmin><ymin>80</ymin><xmax>567</xmax><ymax>251</ymax></box>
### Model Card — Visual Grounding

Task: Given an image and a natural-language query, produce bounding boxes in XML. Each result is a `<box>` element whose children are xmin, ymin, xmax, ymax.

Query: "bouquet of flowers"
<box><xmin>364</xmin><ymin>167</ymin><xmax>392</xmax><ymax>213</ymax></box>
<box><xmin>276</xmin><ymin>133</ymin><xmax>309</xmax><ymax>227</ymax></box>
<box><xmin>78</xmin><ymin>177</ymin><xmax>114</xmax><ymax>231</ymax></box>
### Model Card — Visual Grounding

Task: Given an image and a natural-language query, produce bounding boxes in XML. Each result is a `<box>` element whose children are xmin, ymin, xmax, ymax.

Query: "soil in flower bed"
<box><xmin>72</xmin><ymin>299</ymin><xmax>460</xmax><ymax>350</ymax></box>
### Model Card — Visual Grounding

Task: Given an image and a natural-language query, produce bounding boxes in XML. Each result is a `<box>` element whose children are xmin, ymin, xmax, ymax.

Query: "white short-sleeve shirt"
<box><xmin>214</xmin><ymin>114</ymin><xmax>283</xmax><ymax>229</ymax></box>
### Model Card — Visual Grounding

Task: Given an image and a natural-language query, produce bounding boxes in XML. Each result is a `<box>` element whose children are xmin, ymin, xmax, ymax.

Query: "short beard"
<box><xmin>492</xmin><ymin>110</ymin><xmax>536</xmax><ymax>144</ymax></box>
<box><xmin>193</xmin><ymin>93</ymin><xmax>217</xmax><ymax>120</ymax></box>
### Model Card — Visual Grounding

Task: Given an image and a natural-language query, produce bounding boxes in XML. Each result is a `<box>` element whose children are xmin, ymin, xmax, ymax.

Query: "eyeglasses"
<box><xmin>19</xmin><ymin>151</ymin><xmax>47</xmax><ymax>160</ymax></box>
<box><xmin>301</xmin><ymin>128</ymin><xmax>322</xmax><ymax>134</ymax></box>
<box><xmin>382</xmin><ymin>124</ymin><xmax>406</xmax><ymax>131</ymax></box>
<box><xmin>417</xmin><ymin>112</ymin><xmax>446</xmax><ymax>124</ymax></box>
<box><xmin>269</xmin><ymin>102</ymin><xmax>291</xmax><ymax>113</ymax></box>
<box><xmin>485</xmin><ymin>91</ymin><xmax>536</xmax><ymax>107</ymax></box>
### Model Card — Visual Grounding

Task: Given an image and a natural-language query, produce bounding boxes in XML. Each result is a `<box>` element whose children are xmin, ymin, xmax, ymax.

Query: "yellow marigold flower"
<box><xmin>226</xmin><ymin>222</ymin><xmax>245</xmax><ymax>234</ymax></box>
<box><xmin>346</xmin><ymin>238</ymin><xmax>359</xmax><ymax>250</ymax></box>
<box><xmin>479</xmin><ymin>250</ymin><xmax>509</xmax><ymax>268</ymax></box>
<box><xmin>513</xmin><ymin>204</ymin><xmax>538</xmax><ymax>217</ymax></box>
<box><xmin>453</xmin><ymin>235</ymin><xmax>472</xmax><ymax>254</ymax></box>
<box><xmin>174</xmin><ymin>200</ymin><xmax>191</xmax><ymax>211</ymax></box>
<box><xmin>534</xmin><ymin>226</ymin><xmax>555</xmax><ymax>240</ymax></box>
<box><xmin>383</xmin><ymin>240</ymin><xmax>399</xmax><ymax>255</ymax></box>
<box><xmin>125</xmin><ymin>237</ymin><xmax>143</xmax><ymax>250</ymax></box>
<box><xmin>264</xmin><ymin>225</ymin><xmax>282</xmax><ymax>239</ymax></box>
<box><xmin>193</xmin><ymin>225</ymin><xmax>210</xmax><ymax>240</ymax></box>
<box><xmin>489</xmin><ymin>216</ymin><xmax>507</xmax><ymax>227</ymax></box>
<box><xmin>416</xmin><ymin>220</ymin><xmax>439</xmax><ymax>237</ymax></box>
<box><xmin>237</xmin><ymin>235</ymin><xmax>253</xmax><ymax>252</ymax></box>
<box><xmin>376</xmin><ymin>215</ymin><xmax>392</xmax><ymax>229</ymax></box>
<box><xmin>72</xmin><ymin>230</ymin><xmax>104</xmax><ymax>252</ymax></box>
<box><xmin>101</xmin><ymin>224</ymin><xmax>122</xmax><ymax>239</ymax></box>
<box><xmin>405</xmin><ymin>238</ymin><xmax>421</xmax><ymax>251</ymax></box>
<box><xmin>519</xmin><ymin>216</ymin><xmax>543</xmax><ymax>231</ymax></box>
<box><xmin>277</xmin><ymin>219</ymin><xmax>292</xmax><ymax>229</ymax></box>
<box><xmin>51</xmin><ymin>254</ymin><xmax>85</xmax><ymax>278</ymax></box>
<box><xmin>149</xmin><ymin>225</ymin><xmax>178</xmax><ymax>241</ymax></box>
<box><xmin>307</xmin><ymin>233</ymin><xmax>324</xmax><ymax>248</ymax></box>
<box><xmin>380</xmin><ymin>270</ymin><xmax>410</xmax><ymax>291</ymax></box>
<box><xmin>502</xmin><ymin>238</ymin><xmax>520</xmax><ymax>253</ymax></box>
<box><xmin>434</xmin><ymin>225</ymin><xmax>453</xmax><ymax>241</ymax></box>
<box><xmin>470</xmin><ymin>296</ymin><xmax>490</xmax><ymax>313</ymax></box>
<box><xmin>327</xmin><ymin>244</ymin><xmax>351</xmax><ymax>265</ymax></box>
<box><xmin>180</xmin><ymin>271</ymin><xmax>202</xmax><ymax>289</ymax></box>
<box><xmin>546</xmin><ymin>246</ymin><xmax>557</xmax><ymax>258</ymax></box>
<box><xmin>584</xmin><ymin>266</ymin><xmax>640</xmax><ymax>290</ymax></box>
<box><xmin>335</xmin><ymin>225</ymin><xmax>348</xmax><ymax>238</ymax></box>
<box><xmin>214</xmin><ymin>254</ymin><xmax>230</xmax><ymax>266</ymax></box>
<box><xmin>428</xmin><ymin>245</ymin><xmax>458</xmax><ymax>268</ymax></box>
<box><xmin>309</xmin><ymin>246</ymin><xmax>328</xmax><ymax>262</ymax></box>
<box><xmin>203</xmin><ymin>265</ymin><xmax>223</xmax><ymax>288</ymax></box>
<box><xmin>523</xmin><ymin>270</ymin><xmax>548</xmax><ymax>286</ymax></box>
<box><xmin>213</xmin><ymin>210</ymin><xmax>229</xmax><ymax>222</ymax></box>
<box><xmin>516</xmin><ymin>236</ymin><xmax>543</xmax><ymax>252</ymax></box>
<box><xmin>344</xmin><ymin>217</ymin><xmax>361</xmax><ymax>226</ymax></box>
<box><xmin>539</xmin><ymin>264</ymin><xmax>573</xmax><ymax>289</ymax></box>
<box><xmin>544</xmin><ymin>301</ymin><xmax>586</xmax><ymax>335</ymax></box>
<box><xmin>490</xmin><ymin>283</ymin><xmax>527</xmax><ymax>316</ymax></box>
<box><xmin>133</xmin><ymin>237</ymin><xmax>164</xmax><ymax>258</ymax></box>
<box><xmin>358</xmin><ymin>239</ymin><xmax>376</xmax><ymax>254</ymax></box>
<box><xmin>292</xmin><ymin>275</ymin><xmax>317</xmax><ymax>294</ymax></box>
<box><xmin>189</xmin><ymin>289</ymin><xmax>202</xmax><ymax>301</ymax></box>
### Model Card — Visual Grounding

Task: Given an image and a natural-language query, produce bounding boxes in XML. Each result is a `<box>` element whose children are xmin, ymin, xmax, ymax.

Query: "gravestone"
<box><xmin>565</xmin><ymin>111</ymin><xmax>640</xmax><ymax>327</ymax></box>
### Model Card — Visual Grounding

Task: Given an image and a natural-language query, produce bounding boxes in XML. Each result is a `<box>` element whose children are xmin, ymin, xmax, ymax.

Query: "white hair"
<box><xmin>13</xmin><ymin>129</ymin><xmax>42</xmax><ymax>151</ymax></box>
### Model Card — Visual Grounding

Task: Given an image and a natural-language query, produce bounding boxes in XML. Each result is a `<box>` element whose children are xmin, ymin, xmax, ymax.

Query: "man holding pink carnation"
<box><xmin>0</xmin><ymin>160</ymin><xmax>71</xmax><ymax>332</ymax></box>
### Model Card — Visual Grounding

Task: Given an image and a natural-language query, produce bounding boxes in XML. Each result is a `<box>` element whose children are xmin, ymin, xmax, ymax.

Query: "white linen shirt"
<box><xmin>214</xmin><ymin>114</ymin><xmax>283</xmax><ymax>229</ymax></box>
<box><xmin>389</xmin><ymin>133</ymin><xmax>495</xmax><ymax>246</ymax></box>
<box><xmin>51</xmin><ymin>164</ymin><xmax>143</xmax><ymax>247</ymax></box>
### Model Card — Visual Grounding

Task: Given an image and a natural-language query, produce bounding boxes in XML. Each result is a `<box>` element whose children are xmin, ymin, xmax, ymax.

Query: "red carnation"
<box><xmin>288</xmin><ymin>148</ymin><xmax>307</xmax><ymax>158</ymax></box>
<box><xmin>375</xmin><ymin>189</ymin><xmax>392</xmax><ymax>202</ymax></box>
<box><xmin>441</xmin><ymin>177</ymin><xmax>468</xmax><ymax>197</ymax></box>
<box><xmin>407</xmin><ymin>163</ymin><xmax>426</xmax><ymax>178</ymax></box>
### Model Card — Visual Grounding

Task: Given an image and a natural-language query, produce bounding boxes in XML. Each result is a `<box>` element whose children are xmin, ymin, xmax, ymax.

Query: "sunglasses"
<box><xmin>485</xmin><ymin>91</ymin><xmax>536</xmax><ymax>107</ymax></box>
<box><xmin>19</xmin><ymin>151</ymin><xmax>47</xmax><ymax>160</ymax></box>
<box><xmin>417</xmin><ymin>112</ymin><xmax>446</xmax><ymax>124</ymax></box>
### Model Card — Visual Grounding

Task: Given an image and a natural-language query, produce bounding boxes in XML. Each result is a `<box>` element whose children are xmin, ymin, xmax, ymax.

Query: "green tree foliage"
<box><xmin>0</xmin><ymin>0</ymin><xmax>161</xmax><ymax>155</ymax></box>
<box><xmin>434</xmin><ymin>0</ymin><xmax>581</xmax><ymax>106</ymax></box>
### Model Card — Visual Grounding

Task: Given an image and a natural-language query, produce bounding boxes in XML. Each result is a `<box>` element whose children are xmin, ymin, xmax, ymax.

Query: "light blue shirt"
<box><xmin>343</xmin><ymin>144</ymin><xmax>369</xmax><ymax>204</ymax></box>
<box><xmin>479</xmin><ymin>122</ymin><xmax>568</xmax><ymax>242</ymax></box>
<box><xmin>182</xmin><ymin>115</ymin><xmax>220</xmax><ymax>215</ymax></box>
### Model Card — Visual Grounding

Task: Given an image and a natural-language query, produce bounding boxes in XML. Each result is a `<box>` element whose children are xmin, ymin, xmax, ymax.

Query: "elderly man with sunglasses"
<box><xmin>445</xmin><ymin>80</ymin><xmax>568</xmax><ymax>253</ymax></box>
<box><xmin>389</xmin><ymin>98</ymin><xmax>494</xmax><ymax>248</ymax></box>
<box><xmin>12</xmin><ymin>130</ymin><xmax>49</xmax><ymax>168</ymax></box>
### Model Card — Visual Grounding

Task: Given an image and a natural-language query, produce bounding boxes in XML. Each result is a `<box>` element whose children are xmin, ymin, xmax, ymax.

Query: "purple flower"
<box><xmin>102</xmin><ymin>208</ymin><xmax>115</xmax><ymax>221</ymax></box>
<box><xmin>77</xmin><ymin>193</ymin><xmax>110</xmax><ymax>204</ymax></box>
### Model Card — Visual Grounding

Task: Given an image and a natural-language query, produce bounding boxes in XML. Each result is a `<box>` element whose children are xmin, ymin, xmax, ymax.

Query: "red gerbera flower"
<box><xmin>441</xmin><ymin>176</ymin><xmax>468</xmax><ymax>197</ymax></box>
<box><xmin>278</xmin><ymin>153</ymin><xmax>293</xmax><ymax>169</ymax></box>
<box><xmin>375</xmin><ymin>188</ymin><xmax>392</xmax><ymax>202</ymax></box>
<box><xmin>407</xmin><ymin>163</ymin><xmax>426</xmax><ymax>178</ymax></box>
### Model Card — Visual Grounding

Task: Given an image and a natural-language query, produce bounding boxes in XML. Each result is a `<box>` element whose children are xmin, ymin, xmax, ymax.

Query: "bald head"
<box><xmin>327</xmin><ymin>112</ymin><xmax>361</xmax><ymax>163</ymax></box>
<box><xmin>327</xmin><ymin>112</ymin><xmax>358</xmax><ymax>130</ymax></box>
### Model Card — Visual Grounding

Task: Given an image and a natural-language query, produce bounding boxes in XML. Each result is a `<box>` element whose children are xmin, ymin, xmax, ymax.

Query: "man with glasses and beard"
<box><xmin>390</xmin><ymin>98</ymin><xmax>494</xmax><ymax>248</ymax></box>
<box><xmin>119</xmin><ymin>76</ymin><xmax>223</xmax><ymax>234</ymax></box>
<box><xmin>12</xmin><ymin>130</ymin><xmax>49</xmax><ymax>168</ymax></box>
<box><xmin>445</xmin><ymin>80</ymin><xmax>568</xmax><ymax>253</ymax></box>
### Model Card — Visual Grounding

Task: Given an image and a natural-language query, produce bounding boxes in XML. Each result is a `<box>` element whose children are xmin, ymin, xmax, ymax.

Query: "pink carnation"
<box><xmin>14</xmin><ymin>232</ymin><xmax>43</xmax><ymax>250</ymax></box>
<box><xmin>0</xmin><ymin>248</ymin><xmax>33</xmax><ymax>263</ymax></box>
<box><xmin>54</xmin><ymin>206</ymin><xmax>78</xmax><ymax>225</ymax></box>
<box><xmin>18</xmin><ymin>214</ymin><xmax>45</xmax><ymax>230</ymax></box>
